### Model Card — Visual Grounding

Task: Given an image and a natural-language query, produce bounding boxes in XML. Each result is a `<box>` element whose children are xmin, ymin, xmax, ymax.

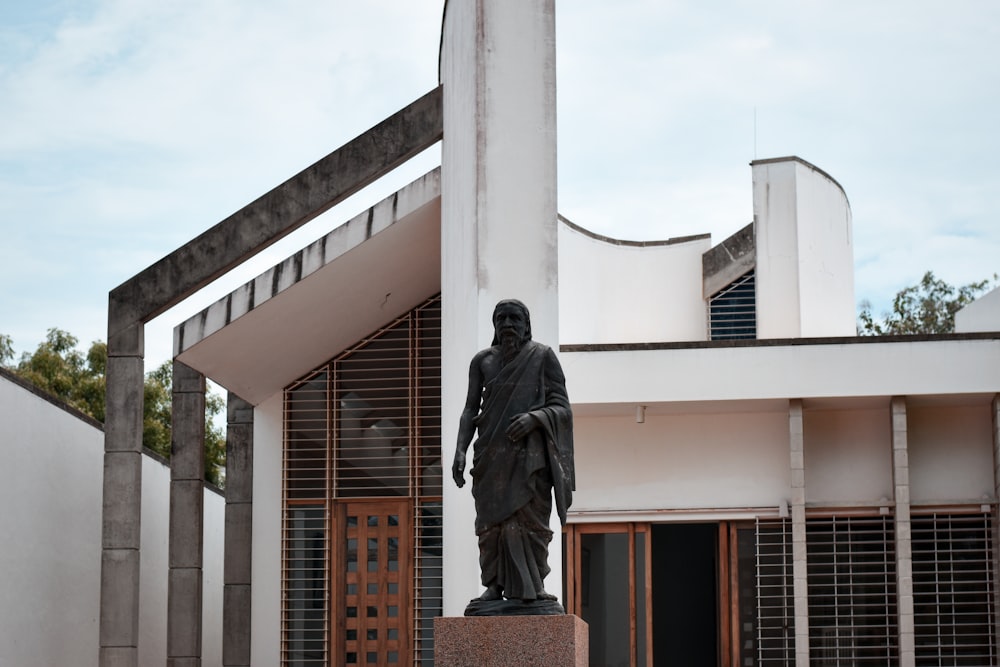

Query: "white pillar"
<box><xmin>788</xmin><ymin>399</ymin><xmax>810</xmax><ymax>667</ymax></box>
<box><xmin>440</xmin><ymin>0</ymin><xmax>559</xmax><ymax>615</ymax></box>
<box><xmin>891</xmin><ymin>397</ymin><xmax>916</xmax><ymax>667</ymax></box>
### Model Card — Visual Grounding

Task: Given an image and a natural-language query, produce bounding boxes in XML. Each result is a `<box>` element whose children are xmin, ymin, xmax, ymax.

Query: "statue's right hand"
<box><xmin>452</xmin><ymin>451</ymin><xmax>466</xmax><ymax>488</ymax></box>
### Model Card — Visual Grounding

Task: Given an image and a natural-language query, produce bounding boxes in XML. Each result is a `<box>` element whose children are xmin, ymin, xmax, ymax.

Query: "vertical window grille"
<box><xmin>753</xmin><ymin>518</ymin><xmax>795</xmax><ymax>665</ymax></box>
<box><xmin>912</xmin><ymin>511</ymin><xmax>997</xmax><ymax>666</ymax></box>
<box><xmin>710</xmin><ymin>270</ymin><xmax>756</xmax><ymax>340</ymax></box>
<box><xmin>413</xmin><ymin>502</ymin><xmax>442</xmax><ymax>665</ymax></box>
<box><xmin>284</xmin><ymin>507</ymin><xmax>329</xmax><ymax>666</ymax></box>
<box><xmin>282</xmin><ymin>296</ymin><xmax>442</xmax><ymax>667</ymax></box>
<box><xmin>335</xmin><ymin>323</ymin><xmax>411</xmax><ymax>498</ymax></box>
<box><xmin>806</xmin><ymin>515</ymin><xmax>898</xmax><ymax>666</ymax></box>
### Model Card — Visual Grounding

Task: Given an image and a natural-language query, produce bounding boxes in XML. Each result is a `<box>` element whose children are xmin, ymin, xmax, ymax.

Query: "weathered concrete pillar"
<box><xmin>168</xmin><ymin>362</ymin><xmax>206</xmax><ymax>667</ymax></box>
<box><xmin>440</xmin><ymin>0</ymin><xmax>559</xmax><ymax>616</ymax></box>
<box><xmin>223</xmin><ymin>394</ymin><xmax>254</xmax><ymax>667</ymax></box>
<box><xmin>100</xmin><ymin>316</ymin><xmax>144</xmax><ymax>667</ymax></box>
<box><xmin>891</xmin><ymin>396</ymin><xmax>915</xmax><ymax>667</ymax></box>
<box><xmin>788</xmin><ymin>399</ymin><xmax>809</xmax><ymax>667</ymax></box>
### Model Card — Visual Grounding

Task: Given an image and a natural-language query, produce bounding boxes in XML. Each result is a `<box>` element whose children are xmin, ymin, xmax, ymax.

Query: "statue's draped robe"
<box><xmin>470</xmin><ymin>341</ymin><xmax>574</xmax><ymax>600</ymax></box>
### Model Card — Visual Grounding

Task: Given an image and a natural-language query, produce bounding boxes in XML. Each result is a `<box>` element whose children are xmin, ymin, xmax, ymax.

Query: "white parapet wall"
<box><xmin>956</xmin><ymin>286</ymin><xmax>1000</xmax><ymax>333</ymax></box>
<box><xmin>0</xmin><ymin>371</ymin><xmax>224</xmax><ymax>667</ymax></box>
<box><xmin>558</xmin><ymin>220</ymin><xmax>712</xmax><ymax>344</ymax></box>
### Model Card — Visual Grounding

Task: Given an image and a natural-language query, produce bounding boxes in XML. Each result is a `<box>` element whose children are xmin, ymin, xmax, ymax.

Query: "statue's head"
<box><xmin>491</xmin><ymin>299</ymin><xmax>532</xmax><ymax>346</ymax></box>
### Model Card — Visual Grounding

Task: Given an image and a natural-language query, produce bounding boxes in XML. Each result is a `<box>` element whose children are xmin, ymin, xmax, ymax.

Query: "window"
<box><xmin>746</xmin><ymin>519</ymin><xmax>795</xmax><ymax>666</ymax></box>
<box><xmin>709</xmin><ymin>270</ymin><xmax>756</xmax><ymax>340</ymax></box>
<box><xmin>282</xmin><ymin>296</ymin><xmax>442</xmax><ymax>667</ymax></box>
<box><xmin>912</xmin><ymin>511</ymin><xmax>997</xmax><ymax>666</ymax></box>
<box><xmin>807</xmin><ymin>515</ymin><xmax>898</xmax><ymax>666</ymax></box>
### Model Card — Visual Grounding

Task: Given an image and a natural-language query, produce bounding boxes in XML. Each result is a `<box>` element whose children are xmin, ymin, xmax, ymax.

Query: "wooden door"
<box><xmin>333</xmin><ymin>500</ymin><xmax>411</xmax><ymax>666</ymax></box>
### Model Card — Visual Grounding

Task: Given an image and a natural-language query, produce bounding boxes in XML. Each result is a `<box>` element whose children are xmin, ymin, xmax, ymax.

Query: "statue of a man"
<box><xmin>452</xmin><ymin>299</ymin><xmax>574</xmax><ymax>613</ymax></box>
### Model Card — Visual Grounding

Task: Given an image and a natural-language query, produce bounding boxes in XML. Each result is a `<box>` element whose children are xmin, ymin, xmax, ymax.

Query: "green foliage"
<box><xmin>0</xmin><ymin>333</ymin><xmax>13</xmax><ymax>365</ymax></box>
<box><xmin>9</xmin><ymin>328</ymin><xmax>106</xmax><ymax>421</ymax></box>
<box><xmin>858</xmin><ymin>271</ymin><xmax>995</xmax><ymax>335</ymax></box>
<box><xmin>4</xmin><ymin>329</ymin><xmax>226</xmax><ymax>485</ymax></box>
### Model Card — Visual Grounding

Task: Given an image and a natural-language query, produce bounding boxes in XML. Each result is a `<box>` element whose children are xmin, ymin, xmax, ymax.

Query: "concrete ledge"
<box><xmin>434</xmin><ymin>615</ymin><xmax>588</xmax><ymax>667</ymax></box>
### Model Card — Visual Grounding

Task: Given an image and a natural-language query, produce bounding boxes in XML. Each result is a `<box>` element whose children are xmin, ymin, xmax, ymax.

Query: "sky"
<box><xmin>2</xmin><ymin>0</ymin><xmax>998</xmax><ymax>370</ymax></box>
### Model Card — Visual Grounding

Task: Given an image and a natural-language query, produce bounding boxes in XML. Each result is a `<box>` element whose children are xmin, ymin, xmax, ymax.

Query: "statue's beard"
<box><xmin>499</xmin><ymin>332</ymin><xmax>522</xmax><ymax>364</ymax></box>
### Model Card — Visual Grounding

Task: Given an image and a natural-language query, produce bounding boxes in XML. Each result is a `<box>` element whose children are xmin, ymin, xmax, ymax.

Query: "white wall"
<box><xmin>251</xmin><ymin>393</ymin><xmax>283</xmax><ymax>666</ymax></box>
<box><xmin>572</xmin><ymin>410</ymin><xmax>790</xmax><ymax>513</ymax></box>
<box><xmin>908</xmin><ymin>404</ymin><xmax>994</xmax><ymax>503</ymax></box>
<box><xmin>0</xmin><ymin>374</ymin><xmax>102</xmax><ymax>667</ymax></box>
<box><xmin>0</xmin><ymin>373</ymin><xmax>224</xmax><ymax>667</ymax></box>
<box><xmin>558</xmin><ymin>223</ymin><xmax>710</xmax><ymax>344</ymax></box>
<box><xmin>753</xmin><ymin>158</ymin><xmax>855</xmax><ymax>338</ymax></box>
<box><xmin>956</xmin><ymin>286</ymin><xmax>1000</xmax><ymax>333</ymax></box>
<box><xmin>804</xmin><ymin>407</ymin><xmax>892</xmax><ymax>504</ymax></box>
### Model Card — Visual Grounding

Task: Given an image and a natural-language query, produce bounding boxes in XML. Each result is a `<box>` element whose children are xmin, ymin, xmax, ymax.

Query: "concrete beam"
<box><xmin>702</xmin><ymin>222</ymin><xmax>755</xmax><ymax>299</ymax></box>
<box><xmin>108</xmin><ymin>86</ymin><xmax>443</xmax><ymax>329</ymax></box>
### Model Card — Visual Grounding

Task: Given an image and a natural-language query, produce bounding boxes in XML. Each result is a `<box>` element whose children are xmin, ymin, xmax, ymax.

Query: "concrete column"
<box><xmin>100</xmin><ymin>317</ymin><xmax>144</xmax><ymax>667</ymax></box>
<box><xmin>440</xmin><ymin>0</ymin><xmax>559</xmax><ymax>616</ymax></box>
<box><xmin>223</xmin><ymin>394</ymin><xmax>254</xmax><ymax>667</ymax></box>
<box><xmin>168</xmin><ymin>362</ymin><xmax>206</xmax><ymax>667</ymax></box>
<box><xmin>891</xmin><ymin>396</ymin><xmax>915</xmax><ymax>667</ymax></box>
<box><xmin>788</xmin><ymin>400</ymin><xmax>809</xmax><ymax>667</ymax></box>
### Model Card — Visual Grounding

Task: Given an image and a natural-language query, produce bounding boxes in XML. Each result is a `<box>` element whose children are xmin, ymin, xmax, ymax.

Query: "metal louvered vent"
<box><xmin>710</xmin><ymin>270</ymin><xmax>757</xmax><ymax>340</ymax></box>
<box><xmin>912</xmin><ymin>511</ymin><xmax>997</xmax><ymax>666</ymax></box>
<box><xmin>807</xmin><ymin>515</ymin><xmax>898</xmax><ymax>666</ymax></box>
<box><xmin>282</xmin><ymin>296</ymin><xmax>442</xmax><ymax>667</ymax></box>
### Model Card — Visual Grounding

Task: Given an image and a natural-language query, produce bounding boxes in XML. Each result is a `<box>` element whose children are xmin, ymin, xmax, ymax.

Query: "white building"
<box><xmin>91</xmin><ymin>3</ymin><xmax>999</xmax><ymax>667</ymax></box>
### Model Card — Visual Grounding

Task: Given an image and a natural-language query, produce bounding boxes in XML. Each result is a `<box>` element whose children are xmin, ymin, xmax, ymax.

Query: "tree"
<box><xmin>0</xmin><ymin>333</ymin><xmax>13</xmax><ymax>366</ymax></box>
<box><xmin>2</xmin><ymin>329</ymin><xmax>226</xmax><ymax>485</ymax></box>
<box><xmin>858</xmin><ymin>271</ymin><xmax>995</xmax><ymax>335</ymax></box>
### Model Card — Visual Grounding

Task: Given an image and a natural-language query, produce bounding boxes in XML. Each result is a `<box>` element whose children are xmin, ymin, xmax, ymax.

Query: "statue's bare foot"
<box><xmin>479</xmin><ymin>586</ymin><xmax>503</xmax><ymax>601</ymax></box>
<box><xmin>537</xmin><ymin>590</ymin><xmax>557</xmax><ymax>601</ymax></box>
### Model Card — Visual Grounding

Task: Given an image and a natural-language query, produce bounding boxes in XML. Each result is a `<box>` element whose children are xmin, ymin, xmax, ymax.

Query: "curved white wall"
<box><xmin>558</xmin><ymin>223</ymin><xmax>711</xmax><ymax>344</ymax></box>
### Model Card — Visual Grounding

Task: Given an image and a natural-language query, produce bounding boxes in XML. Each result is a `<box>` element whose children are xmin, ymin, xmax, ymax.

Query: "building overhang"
<box><xmin>562</xmin><ymin>334</ymin><xmax>1000</xmax><ymax>417</ymax></box>
<box><xmin>174</xmin><ymin>169</ymin><xmax>441</xmax><ymax>405</ymax></box>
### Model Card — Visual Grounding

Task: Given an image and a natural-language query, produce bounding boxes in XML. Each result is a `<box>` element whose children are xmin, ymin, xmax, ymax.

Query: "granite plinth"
<box><xmin>434</xmin><ymin>614</ymin><xmax>588</xmax><ymax>667</ymax></box>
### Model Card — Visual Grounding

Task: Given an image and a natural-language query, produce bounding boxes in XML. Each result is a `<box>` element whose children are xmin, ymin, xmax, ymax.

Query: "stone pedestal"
<box><xmin>434</xmin><ymin>614</ymin><xmax>588</xmax><ymax>667</ymax></box>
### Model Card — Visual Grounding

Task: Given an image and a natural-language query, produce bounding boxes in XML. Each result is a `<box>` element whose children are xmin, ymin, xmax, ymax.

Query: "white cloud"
<box><xmin>1</xmin><ymin>0</ymin><xmax>998</xmax><ymax>362</ymax></box>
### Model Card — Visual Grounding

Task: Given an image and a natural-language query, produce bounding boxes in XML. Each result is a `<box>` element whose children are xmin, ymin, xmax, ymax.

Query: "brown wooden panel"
<box><xmin>337</xmin><ymin>500</ymin><xmax>411</xmax><ymax>667</ymax></box>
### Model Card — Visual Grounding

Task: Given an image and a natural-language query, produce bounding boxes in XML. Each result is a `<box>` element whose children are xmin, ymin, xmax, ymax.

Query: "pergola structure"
<box><xmin>99</xmin><ymin>88</ymin><xmax>443</xmax><ymax>667</ymax></box>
